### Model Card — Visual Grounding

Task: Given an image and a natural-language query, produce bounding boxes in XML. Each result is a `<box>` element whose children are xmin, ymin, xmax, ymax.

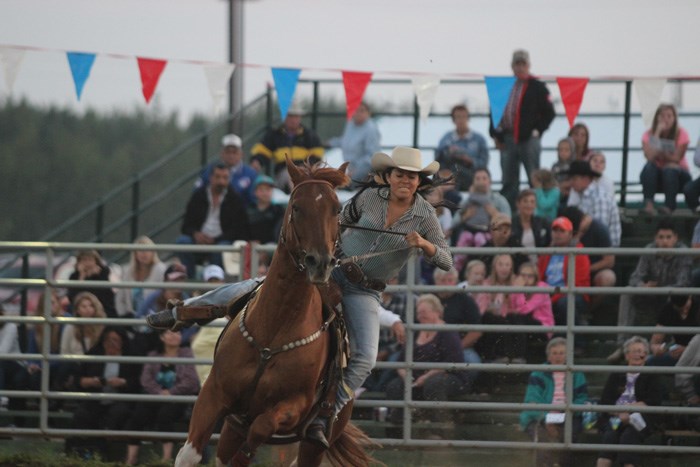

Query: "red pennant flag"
<box><xmin>137</xmin><ymin>57</ymin><xmax>167</xmax><ymax>104</ymax></box>
<box><xmin>557</xmin><ymin>77</ymin><xmax>589</xmax><ymax>128</ymax></box>
<box><xmin>342</xmin><ymin>71</ymin><xmax>373</xmax><ymax>120</ymax></box>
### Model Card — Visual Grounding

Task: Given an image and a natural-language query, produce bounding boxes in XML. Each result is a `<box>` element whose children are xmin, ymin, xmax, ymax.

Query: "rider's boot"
<box><xmin>146</xmin><ymin>308</ymin><xmax>178</xmax><ymax>330</ymax></box>
<box><xmin>306</xmin><ymin>416</ymin><xmax>330</xmax><ymax>450</ymax></box>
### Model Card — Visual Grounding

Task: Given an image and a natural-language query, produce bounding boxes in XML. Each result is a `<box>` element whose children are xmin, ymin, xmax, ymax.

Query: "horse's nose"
<box><xmin>304</xmin><ymin>252</ymin><xmax>334</xmax><ymax>277</ymax></box>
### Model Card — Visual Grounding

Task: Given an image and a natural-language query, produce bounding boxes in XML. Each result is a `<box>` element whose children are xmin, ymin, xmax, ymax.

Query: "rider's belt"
<box><xmin>340</xmin><ymin>262</ymin><xmax>386</xmax><ymax>292</ymax></box>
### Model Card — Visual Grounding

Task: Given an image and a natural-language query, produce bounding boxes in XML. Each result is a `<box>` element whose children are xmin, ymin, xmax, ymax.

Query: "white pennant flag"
<box><xmin>412</xmin><ymin>74</ymin><xmax>441</xmax><ymax>122</ymax></box>
<box><xmin>633</xmin><ymin>78</ymin><xmax>666</xmax><ymax>128</ymax></box>
<box><xmin>203</xmin><ymin>63</ymin><xmax>236</xmax><ymax>115</ymax></box>
<box><xmin>0</xmin><ymin>47</ymin><xmax>25</xmax><ymax>93</ymax></box>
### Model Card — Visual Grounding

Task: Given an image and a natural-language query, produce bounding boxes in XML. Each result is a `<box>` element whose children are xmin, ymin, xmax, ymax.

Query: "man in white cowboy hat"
<box><xmin>195</xmin><ymin>133</ymin><xmax>258</xmax><ymax>207</ymax></box>
<box><xmin>250</xmin><ymin>101</ymin><xmax>324</xmax><ymax>193</ymax></box>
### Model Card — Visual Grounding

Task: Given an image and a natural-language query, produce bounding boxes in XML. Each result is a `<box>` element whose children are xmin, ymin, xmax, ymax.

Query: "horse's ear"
<box><xmin>286</xmin><ymin>155</ymin><xmax>303</xmax><ymax>185</ymax></box>
<box><xmin>338</xmin><ymin>162</ymin><xmax>350</xmax><ymax>175</ymax></box>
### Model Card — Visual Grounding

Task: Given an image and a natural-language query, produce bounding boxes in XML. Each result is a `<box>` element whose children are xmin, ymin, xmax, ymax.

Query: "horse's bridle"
<box><xmin>279</xmin><ymin>179</ymin><xmax>341</xmax><ymax>273</ymax></box>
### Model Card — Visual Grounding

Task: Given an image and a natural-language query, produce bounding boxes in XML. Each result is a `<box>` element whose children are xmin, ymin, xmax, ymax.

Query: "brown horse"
<box><xmin>174</xmin><ymin>159</ymin><xmax>376</xmax><ymax>467</ymax></box>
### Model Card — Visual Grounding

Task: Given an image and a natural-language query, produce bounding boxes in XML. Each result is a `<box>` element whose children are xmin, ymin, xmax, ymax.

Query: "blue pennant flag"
<box><xmin>484</xmin><ymin>76</ymin><xmax>516</xmax><ymax>128</ymax></box>
<box><xmin>271</xmin><ymin>67</ymin><xmax>301</xmax><ymax>120</ymax></box>
<box><xmin>66</xmin><ymin>52</ymin><xmax>96</xmax><ymax>100</ymax></box>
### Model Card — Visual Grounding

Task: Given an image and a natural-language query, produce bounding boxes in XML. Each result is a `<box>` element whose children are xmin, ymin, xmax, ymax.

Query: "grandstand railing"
<box><xmin>1</xmin><ymin>241</ymin><xmax>700</xmax><ymax>457</ymax></box>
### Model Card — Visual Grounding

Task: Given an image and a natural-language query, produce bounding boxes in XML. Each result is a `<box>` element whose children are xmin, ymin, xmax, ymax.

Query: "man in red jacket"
<box><xmin>537</xmin><ymin>217</ymin><xmax>590</xmax><ymax>332</ymax></box>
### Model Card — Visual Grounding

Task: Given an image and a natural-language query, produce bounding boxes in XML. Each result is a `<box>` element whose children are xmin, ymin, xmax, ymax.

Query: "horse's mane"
<box><xmin>298</xmin><ymin>162</ymin><xmax>351</xmax><ymax>189</ymax></box>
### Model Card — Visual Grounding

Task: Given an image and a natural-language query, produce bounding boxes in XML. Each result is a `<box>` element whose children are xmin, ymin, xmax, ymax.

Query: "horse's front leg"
<box><xmin>174</xmin><ymin>380</ymin><xmax>227</xmax><ymax>467</ymax></box>
<box><xmin>231</xmin><ymin>401</ymin><xmax>305</xmax><ymax>467</ymax></box>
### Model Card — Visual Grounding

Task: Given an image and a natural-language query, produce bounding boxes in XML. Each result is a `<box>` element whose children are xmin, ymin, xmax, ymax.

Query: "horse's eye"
<box><xmin>292</xmin><ymin>204</ymin><xmax>300</xmax><ymax>213</ymax></box>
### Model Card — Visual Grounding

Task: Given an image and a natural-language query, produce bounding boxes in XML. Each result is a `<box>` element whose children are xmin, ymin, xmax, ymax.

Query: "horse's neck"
<box><xmin>247</xmin><ymin>245</ymin><xmax>320</xmax><ymax>337</ymax></box>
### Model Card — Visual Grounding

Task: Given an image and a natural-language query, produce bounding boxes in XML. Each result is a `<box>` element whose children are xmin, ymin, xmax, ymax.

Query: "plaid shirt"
<box><xmin>339</xmin><ymin>187</ymin><xmax>453</xmax><ymax>282</ymax></box>
<box><xmin>629</xmin><ymin>241</ymin><xmax>692</xmax><ymax>287</ymax></box>
<box><xmin>569</xmin><ymin>183</ymin><xmax>621</xmax><ymax>246</ymax></box>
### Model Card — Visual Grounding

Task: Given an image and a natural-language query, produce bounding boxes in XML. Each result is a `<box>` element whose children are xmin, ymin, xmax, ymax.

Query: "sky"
<box><xmin>2</xmin><ymin>0</ymin><xmax>700</xmax><ymax>122</ymax></box>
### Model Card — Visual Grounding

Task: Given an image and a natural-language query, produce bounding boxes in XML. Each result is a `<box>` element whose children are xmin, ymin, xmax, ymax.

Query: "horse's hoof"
<box><xmin>147</xmin><ymin>309</ymin><xmax>176</xmax><ymax>329</ymax></box>
<box><xmin>305</xmin><ymin>423</ymin><xmax>330</xmax><ymax>450</ymax></box>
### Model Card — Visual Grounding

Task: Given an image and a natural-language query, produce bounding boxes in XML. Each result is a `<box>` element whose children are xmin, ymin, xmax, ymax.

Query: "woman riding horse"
<box><xmin>149</xmin><ymin>147</ymin><xmax>452</xmax><ymax>464</ymax></box>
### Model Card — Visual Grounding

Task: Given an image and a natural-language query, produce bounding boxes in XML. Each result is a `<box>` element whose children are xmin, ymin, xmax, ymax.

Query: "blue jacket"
<box><xmin>520</xmin><ymin>365</ymin><xmax>588</xmax><ymax>430</ymax></box>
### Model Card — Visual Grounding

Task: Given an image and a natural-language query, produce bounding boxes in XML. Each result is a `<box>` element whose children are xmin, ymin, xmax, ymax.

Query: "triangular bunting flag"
<box><xmin>484</xmin><ymin>76</ymin><xmax>516</xmax><ymax>128</ymax></box>
<box><xmin>557</xmin><ymin>77</ymin><xmax>589</xmax><ymax>128</ymax></box>
<box><xmin>634</xmin><ymin>78</ymin><xmax>667</xmax><ymax>128</ymax></box>
<box><xmin>412</xmin><ymin>74</ymin><xmax>441</xmax><ymax>122</ymax></box>
<box><xmin>136</xmin><ymin>57</ymin><xmax>167</xmax><ymax>104</ymax></box>
<box><xmin>0</xmin><ymin>47</ymin><xmax>25</xmax><ymax>93</ymax></box>
<box><xmin>203</xmin><ymin>63</ymin><xmax>235</xmax><ymax>115</ymax></box>
<box><xmin>342</xmin><ymin>71</ymin><xmax>373</xmax><ymax>120</ymax></box>
<box><xmin>271</xmin><ymin>67</ymin><xmax>301</xmax><ymax>120</ymax></box>
<box><xmin>66</xmin><ymin>52</ymin><xmax>96</xmax><ymax>100</ymax></box>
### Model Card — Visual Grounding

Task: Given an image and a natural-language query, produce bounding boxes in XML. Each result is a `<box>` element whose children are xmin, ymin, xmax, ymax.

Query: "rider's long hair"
<box><xmin>345</xmin><ymin>168</ymin><xmax>455</xmax><ymax>224</ymax></box>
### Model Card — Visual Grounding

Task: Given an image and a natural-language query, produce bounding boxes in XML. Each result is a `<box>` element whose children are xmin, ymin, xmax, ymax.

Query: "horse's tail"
<box><xmin>326</xmin><ymin>422</ymin><xmax>384</xmax><ymax>467</ymax></box>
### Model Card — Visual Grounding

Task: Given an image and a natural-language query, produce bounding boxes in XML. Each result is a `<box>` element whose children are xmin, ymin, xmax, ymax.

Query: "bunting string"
<box><xmin>1</xmin><ymin>42</ymin><xmax>696</xmax><ymax>123</ymax></box>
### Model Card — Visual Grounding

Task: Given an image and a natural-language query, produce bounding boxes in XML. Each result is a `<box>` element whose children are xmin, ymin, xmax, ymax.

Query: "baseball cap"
<box><xmin>164</xmin><ymin>263</ymin><xmax>188</xmax><ymax>282</ymax></box>
<box><xmin>490</xmin><ymin>213</ymin><xmax>513</xmax><ymax>230</ymax></box>
<box><xmin>254</xmin><ymin>174</ymin><xmax>276</xmax><ymax>189</ymax></box>
<box><xmin>221</xmin><ymin>133</ymin><xmax>242</xmax><ymax>148</ymax></box>
<box><xmin>552</xmin><ymin>217</ymin><xmax>574</xmax><ymax>232</ymax></box>
<box><xmin>512</xmin><ymin>49</ymin><xmax>530</xmax><ymax>65</ymax></box>
<box><xmin>202</xmin><ymin>264</ymin><xmax>225</xmax><ymax>282</ymax></box>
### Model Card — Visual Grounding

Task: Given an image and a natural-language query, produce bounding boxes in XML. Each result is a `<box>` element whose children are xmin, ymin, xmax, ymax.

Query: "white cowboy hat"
<box><xmin>370</xmin><ymin>146</ymin><xmax>439</xmax><ymax>175</ymax></box>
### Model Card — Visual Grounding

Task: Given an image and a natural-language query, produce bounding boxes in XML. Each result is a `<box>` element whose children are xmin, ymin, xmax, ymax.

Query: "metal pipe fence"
<box><xmin>1</xmin><ymin>241</ymin><xmax>700</xmax><ymax>458</ymax></box>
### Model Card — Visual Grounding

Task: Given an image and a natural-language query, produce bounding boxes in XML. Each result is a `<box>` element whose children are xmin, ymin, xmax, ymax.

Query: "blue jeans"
<box><xmin>463</xmin><ymin>347</ymin><xmax>481</xmax><ymax>387</ymax></box>
<box><xmin>331</xmin><ymin>267</ymin><xmax>381</xmax><ymax>413</ymax></box>
<box><xmin>640</xmin><ymin>162</ymin><xmax>691</xmax><ymax>210</ymax></box>
<box><xmin>500</xmin><ymin>134</ymin><xmax>541</xmax><ymax>208</ymax></box>
<box><xmin>175</xmin><ymin>235</ymin><xmax>230</xmax><ymax>280</ymax></box>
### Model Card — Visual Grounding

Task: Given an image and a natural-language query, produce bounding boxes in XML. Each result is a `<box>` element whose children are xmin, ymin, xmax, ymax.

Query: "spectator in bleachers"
<box><xmin>641</xmin><ymin>103</ymin><xmax>691</xmax><ymax>215</ymax></box>
<box><xmin>648</xmin><ymin>295</ymin><xmax>699</xmax><ymax>366</ymax></box>
<box><xmin>682</xmin><ymin>136</ymin><xmax>700</xmax><ymax>212</ymax></box>
<box><xmin>691</xmin><ymin>218</ymin><xmax>700</xmax><ymax>288</ymax></box>
<box><xmin>475</xmin><ymin>254</ymin><xmax>529</xmax><ymax>364</ymax></box>
<box><xmin>511</xmin><ymin>188</ymin><xmax>551</xmax><ymax>265</ymax></box>
<box><xmin>537</xmin><ymin>217</ymin><xmax>590</xmax><ymax>334</ymax></box>
<box><xmin>176</xmin><ymin>162</ymin><xmax>251</xmax><ymax>280</ymax></box>
<box><xmin>135</xmin><ymin>263</ymin><xmax>193</xmax><ymax>353</ymax></box>
<box><xmin>247</xmin><ymin>174</ymin><xmax>285</xmax><ymax>245</ymax></box>
<box><xmin>386</xmin><ymin>294</ymin><xmax>470</xmax><ymax>425</ymax></box>
<box><xmin>458</xmin><ymin>259</ymin><xmax>486</xmax><ymax>292</ymax></box>
<box><xmin>195</xmin><ymin>133</ymin><xmax>257</xmax><ymax>207</ymax></box>
<box><xmin>509</xmin><ymin>262</ymin><xmax>555</xmax><ymax>337</ymax></box>
<box><xmin>190</xmin><ymin>264</ymin><xmax>228</xmax><ymax>385</ymax></box>
<box><xmin>250</xmin><ymin>102</ymin><xmax>324</xmax><ymax>192</ymax></box>
<box><xmin>473</xmin><ymin>214</ymin><xmax>528</xmax><ymax>278</ymax></box>
<box><xmin>569</xmin><ymin>123</ymin><xmax>593</xmax><ymax>161</ymax></box>
<box><xmin>552</xmin><ymin>137</ymin><xmax>575</xmax><ymax>203</ymax></box>
<box><xmin>531</xmin><ymin>169</ymin><xmax>560</xmax><ymax>222</ymax></box>
<box><xmin>596</xmin><ymin>336</ymin><xmax>663</xmax><ymax>467</ymax></box>
<box><xmin>29</xmin><ymin>289</ymin><xmax>68</xmax><ymax>394</ymax></box>
<box><xmin>675</xmin><ymin>334</ymin><xmax>700</xmax><ymax>410</ymax></box>
<box><xmin>67</xmin><ymin>250</ymin><xmax>117</xmax><ymax>317</ymax></box>
<box><xmin>489</xmin><ymin>49</ymin><xmax>555</xmax><ymax>209</ymax></box>
<box><xmin>434</xmin><ymin>267</ymin><xmax>481</xmax><ymax>386</ymax></box>
<box><xmin>65</xmin><ymin>326</ymin><xmax>140</xmax><ymax>460</ymax></box>
<box><xmin>0</xmin><ymin>304</ymin><xmax>40</xmax><ymax>421</ymax></box>
<box><xmin>520</xmin><ymin>337</ymin><xmax>588</xmax><ymax>467</ymax></box>
<box><xmin>589</xmin><ymin>152</ymin><xmax>615</xmax><ymax>197</ymax></box>
<box><xmin>566</xmin><ymin>160</ymin><xmax>621</xmax><ymax>247</ymax></box>
<box><xmin>435</xmin><ymin>104</ymin><xmax>490</xmax><ymax>191</ymax></box>
<box><xmin>609</xmin><ymin>218</ymin><xmax>692</xmax><ymax>363</ymax></box>
<box><xmin>327</xmin><ymin>101</ymin><xmax>381</xmax><ymax>188</ymax></box>
<box><xmin>125</xmin><ymin>329</ymin><xmax>200</xmax><ymax>465</ymax></box>
<box><xmin>560</xmin><ymin>206</ymin><xmax>616</xmax><ymax>291</ymax></box>
<box><xmin>451</xmin><ymin>168</ymin><xmax>511</xmax><ymax>273</ymax></box>
<box><xmin>115</xmin><ymin>235</ymin><xmax>167</xmax><ymax>318</ymax></box>
<box><xmin>57</xmin><ymin>292</ymin><xmax>107</xmax><ymax>390</ymax></box>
